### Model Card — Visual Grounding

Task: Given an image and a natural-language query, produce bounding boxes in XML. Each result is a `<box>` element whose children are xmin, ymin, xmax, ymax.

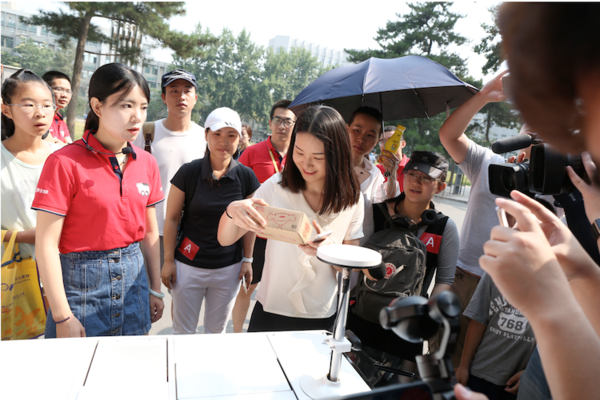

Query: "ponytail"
<box><xmin>84</xmin><ymin>63</ymin><xmax>150</xmax><ymax>133</ymax></box>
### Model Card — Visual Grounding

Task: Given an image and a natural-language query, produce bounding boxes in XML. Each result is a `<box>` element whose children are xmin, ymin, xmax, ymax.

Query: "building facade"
<box><xmin>268</xmin><ymin>35</ymin><xmax>350</xmax><ymax>68</ymax></box>
<box><xmin>1</xmin><ymin>2</ymin><xmax>168</xmax><ymax>90</ymax></box>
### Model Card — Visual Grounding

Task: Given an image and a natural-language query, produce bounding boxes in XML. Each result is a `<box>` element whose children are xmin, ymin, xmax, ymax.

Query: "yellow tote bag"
<box><xmin>1</xmin><ymin>230</ymin><xmax>46</xmax><ymax>340</ymax></box>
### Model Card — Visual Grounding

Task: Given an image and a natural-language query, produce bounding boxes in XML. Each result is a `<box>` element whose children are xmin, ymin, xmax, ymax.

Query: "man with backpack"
<box><xmin>133</xmin><ymin>69</ymin><xmax>206</xmax><ymax>269</ymax></box>
<box><xmin>347</xmin><ymin>151</ymin><xmax>460</xmax><ymax>363</ymax></box>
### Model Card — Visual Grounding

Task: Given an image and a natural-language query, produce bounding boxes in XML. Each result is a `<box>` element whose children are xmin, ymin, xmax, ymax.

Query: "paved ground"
<box><xmin>149</xmin><ymin>192</ymin><xmax>470</xmax><ymax>336</ymax></box>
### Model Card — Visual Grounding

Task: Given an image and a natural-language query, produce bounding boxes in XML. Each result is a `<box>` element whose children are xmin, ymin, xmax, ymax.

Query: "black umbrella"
<box><xmin>289</xmin><ymin>55</ymin><xmax>478</xmax><ymax>121</ymax></box>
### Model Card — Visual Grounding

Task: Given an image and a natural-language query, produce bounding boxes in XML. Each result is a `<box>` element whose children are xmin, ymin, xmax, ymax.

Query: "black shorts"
<box><xmin>250</xmin><ymin>237</ymin><xmax>267</xmax><ymax>285</ymax></box>
<box><xmin>247</xmin><ymin>301</ymin><xmax>336</xmax><ymax>333</ymax></box>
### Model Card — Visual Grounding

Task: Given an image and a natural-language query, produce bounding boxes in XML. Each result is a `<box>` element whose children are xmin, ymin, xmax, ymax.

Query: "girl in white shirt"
<box><xmin>1</xmin><ymin>69</ymin><xmax>60</xmax><ymax>259</ymax></box>
<box><xmin>218</xmin><ymin>105</ymin><xmax>364</xmax><ymax>332</ymax></box>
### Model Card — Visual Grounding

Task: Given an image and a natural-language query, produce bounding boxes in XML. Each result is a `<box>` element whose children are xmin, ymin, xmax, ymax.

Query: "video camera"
<box><xmin>488</xmin><ymin>133</ymin><xmax>587</xmax><ymax>197</ymax></box>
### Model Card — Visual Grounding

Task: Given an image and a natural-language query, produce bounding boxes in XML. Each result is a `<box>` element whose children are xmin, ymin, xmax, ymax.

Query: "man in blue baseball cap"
<box><xmin>134</xmin><ymin>69</ymin><xmax>206</xmax><ymax>273</ymax></box>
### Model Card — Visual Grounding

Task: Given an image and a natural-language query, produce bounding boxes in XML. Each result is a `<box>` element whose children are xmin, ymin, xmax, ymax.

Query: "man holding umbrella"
<box><xmin>346</xmin><ymin>106</ymin><xmax>400</xmax><ymax>245</ymax></box>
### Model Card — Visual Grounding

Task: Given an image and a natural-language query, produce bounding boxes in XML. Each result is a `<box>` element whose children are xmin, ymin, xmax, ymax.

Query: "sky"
<box><xmin>17</xmin><ymin>0</ymin><xmax>501</xmax><ymax>81</ymax></box>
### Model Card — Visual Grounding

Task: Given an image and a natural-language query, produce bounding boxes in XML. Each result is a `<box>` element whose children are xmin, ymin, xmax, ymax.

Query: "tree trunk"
<box><xmin>485</xmin><ymin>109</ymin><xmax>493</xmax><ymax>145</ymax></box>
<box><xmin>67</xmin><ymin>11</ymin><xmax>94</xmax><ymax>140</ymax></box>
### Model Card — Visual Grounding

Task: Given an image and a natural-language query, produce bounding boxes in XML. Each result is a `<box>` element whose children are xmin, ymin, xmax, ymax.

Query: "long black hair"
<box><xmin>281</xmin><ymin>105</ymin><xmax>360</xmax><ymax>214</ymax></box>
<box><xmin>84</xmin><ymin>63</ymin><xmax>150</xmax><ymax>132</ymax></box>
<box><xmin>1</xmin><ymin>69</ymin><xmax>54</xmax><ymax>140</ymax></box>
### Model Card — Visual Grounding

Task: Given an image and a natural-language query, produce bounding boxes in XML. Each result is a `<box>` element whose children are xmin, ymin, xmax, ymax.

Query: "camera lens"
<box><xmin>501</xmin><ymin>169</ymin><xmax>515</xmax><ymax>192</ymax></box>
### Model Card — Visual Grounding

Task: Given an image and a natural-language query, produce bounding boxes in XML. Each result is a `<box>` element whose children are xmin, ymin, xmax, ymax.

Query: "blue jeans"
<box><xmin>517</xmin><ymin>347</ymin><xmax>552</xmax><ymax>400</ymax></box>
<box><xmin>45</xmin><ymin>243</ymin><xmax>151</xmax><ymax>338</ymax></box>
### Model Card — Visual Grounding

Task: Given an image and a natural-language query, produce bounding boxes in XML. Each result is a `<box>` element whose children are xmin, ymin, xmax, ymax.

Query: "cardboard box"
<box><xmin>252</xmin><ymin>204</ymin><xmax>313</xmax><ymax>245</ymax></box>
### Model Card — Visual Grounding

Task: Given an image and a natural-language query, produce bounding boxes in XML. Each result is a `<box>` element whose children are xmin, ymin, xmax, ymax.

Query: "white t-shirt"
<box><xmin>359</xmin><ymin>158</ymin><xmax>400</xmax><ymax>246</ymax></box>
<box><xmin>133</xmin><ymin>119</ymin><xmax>206</xmax><ymax>235</ymax></box>
<box><xmin>254</xmin><ymin>174</ymin><xmax>364</xmax><ymax>319</ymax></box>
<box><xmin>1</xmin><ymin>141</ymin><xmax>61</xmax><ymax>259</ymax></box>
<box><xmin>457</xmin><ymin>140</ymin><xmax>505</xmax><ymax>276</ymax></box>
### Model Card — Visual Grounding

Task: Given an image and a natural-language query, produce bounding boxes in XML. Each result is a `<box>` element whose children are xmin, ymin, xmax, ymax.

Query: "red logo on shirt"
<box><xmin>420</xmin><ymin>233</ymin><xmax>442</xmax><ymax>254</ymax></box>
<box><xmin>179</xmin><ymin>237</ymin><xmax>199</xmax><ymax>260</ymax></box>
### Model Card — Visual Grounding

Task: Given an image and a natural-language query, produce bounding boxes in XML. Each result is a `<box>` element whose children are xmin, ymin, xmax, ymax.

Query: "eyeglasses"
<box><xmin>271</xmin><ymin>116</ymin><xmax>295</xmax><ymax>128</ymax></box>
<box><xmin>7</xmin><ymin>103</ymin><xmax>56</xmax><ymax>114</ymax></box>
<box><xmin>403</xmin><ymin>170</ymin><xmax>437</xmax><ymax>184</ymax></box>
<box><xmin>51</xmin><ymin>87</ymin><xmax>73</xmax><ymax>95</ymax></box>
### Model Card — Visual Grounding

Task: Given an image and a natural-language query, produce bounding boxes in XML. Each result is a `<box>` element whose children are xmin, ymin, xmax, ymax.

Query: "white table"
<box><xmin>1</xmin><ymin>331</ymin><xmax>370</xmax><ymax>400</ymax></box>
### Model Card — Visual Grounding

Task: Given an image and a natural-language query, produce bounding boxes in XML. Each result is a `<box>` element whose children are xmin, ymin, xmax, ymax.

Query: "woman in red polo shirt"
<box><xmin>32</xmin><ymin>63</ymin><xmax>165</xmax><ymax>338</ymax></box>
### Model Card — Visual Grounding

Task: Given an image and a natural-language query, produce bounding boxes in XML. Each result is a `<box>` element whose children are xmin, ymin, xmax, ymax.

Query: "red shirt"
<box><xmin>238</xmin><ymin>137</ymin><xmax>285</xmax><ymax>184</ymax></box>
<box><xmin>377</xmin><ymin>154</ymin><xmax>410</xmax><ymax>192</ymax></box>
<box><xmin>49</xmin><ymin>112</ymin><xmax>70</xmax><ymax>143</ymax></box>
<box><xmin>32</xmin><ymin>131</ymin><xmax>164</xmax><ymax>254</ymax></box>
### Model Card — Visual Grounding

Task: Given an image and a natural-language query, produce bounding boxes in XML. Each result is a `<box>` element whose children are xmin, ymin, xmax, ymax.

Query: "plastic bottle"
<box><xmin>384</xmin><ymin>124</ymin><xmax>406</xmax><ymax>154</ymax></box>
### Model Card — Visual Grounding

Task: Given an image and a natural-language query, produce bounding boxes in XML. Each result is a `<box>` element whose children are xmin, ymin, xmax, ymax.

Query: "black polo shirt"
<box><xmin>171</xmin><ymin>155</ymin><xmax>259</xmax><ymax>269</ymax></box>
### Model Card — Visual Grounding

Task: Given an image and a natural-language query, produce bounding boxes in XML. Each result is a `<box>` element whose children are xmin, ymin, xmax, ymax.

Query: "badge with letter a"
<box><xmin>179</xmin><ymin>237</ymin><xmax>199</xmax><ymax>260</ymax></box>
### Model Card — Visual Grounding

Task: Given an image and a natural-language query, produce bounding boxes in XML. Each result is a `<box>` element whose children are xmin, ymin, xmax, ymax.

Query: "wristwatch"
<box><xmin>242</xmin><ymin>257</ymin><xmax>254</xmax><ymax>263</ymax></box>
<box><xmin>591</xmin><ymin>218</ymin><xmax>600</xmax><ymax>240</ymax></box>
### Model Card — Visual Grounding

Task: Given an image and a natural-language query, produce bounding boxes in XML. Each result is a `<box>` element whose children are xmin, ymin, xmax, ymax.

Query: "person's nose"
<box><xmin>356</xmin><ymin>132</ymin><xmax>366</xmax><ymax>145</ymax></box>
<box><xmin>33</xmin><ymin>106</ymin><xmax>45</xmax><ymax>118</ymax></box>
<box><xmin>132</xmin><ymin>107</ymin><xmax>144</xmax><ymax>123</ymax></box>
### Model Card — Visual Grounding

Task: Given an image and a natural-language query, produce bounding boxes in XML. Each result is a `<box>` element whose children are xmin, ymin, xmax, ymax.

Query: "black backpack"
<box><xmin>353</xmin><ymin>199</ymin><xmax>449</xmax><ymax>323</ymax></box>
<box><xmin>353</xmin><ymin>203</ymin><xmax>428</xmax><ymax>324</ymax></box>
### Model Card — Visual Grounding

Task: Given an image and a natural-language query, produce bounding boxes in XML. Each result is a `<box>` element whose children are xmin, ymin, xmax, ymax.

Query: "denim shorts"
<box><xmin>45</xmin><ymin>242</ymin><xmax>151</xmax><ymax>338</ymax></box>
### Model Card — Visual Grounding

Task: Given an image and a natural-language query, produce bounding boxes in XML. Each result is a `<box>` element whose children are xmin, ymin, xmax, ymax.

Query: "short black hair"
<box><xmin>270</xmin><ymin>99</ymin><xmax>292</xmax><ymax>120</ymax></box>
<box><xmin>348</xmin><ymin>106</ymin><xmax>383</xmax><ymax>136</ymax></box>
<box><xmin>42</xmin><ymin>70</ymin><xmax>71</xmax><ymax>86</ymax></box>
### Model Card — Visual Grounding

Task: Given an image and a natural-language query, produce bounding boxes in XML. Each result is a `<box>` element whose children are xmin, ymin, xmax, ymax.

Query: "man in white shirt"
<box><xmin>346</xmin><ymin>106</ymin><xmax>400</xmax><ymax>245</ymax></box>
<box><xmin>134</xmin><ymin>69</ymin><xmax>206</xmax><ymax>268</ymax></box>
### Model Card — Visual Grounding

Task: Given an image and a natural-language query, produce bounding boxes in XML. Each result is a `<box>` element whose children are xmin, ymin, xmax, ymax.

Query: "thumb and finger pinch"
<box><xmin>480</xmin><ymin>196</ymin><xmax>572</xmax><ymax>317</ymax></box>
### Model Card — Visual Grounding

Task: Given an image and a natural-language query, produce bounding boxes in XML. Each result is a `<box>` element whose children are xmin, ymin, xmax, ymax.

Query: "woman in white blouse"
<box><xmin>218</xmin><ymin>105</ymin><xmax>364</xmax><ymax>332</ymax></box>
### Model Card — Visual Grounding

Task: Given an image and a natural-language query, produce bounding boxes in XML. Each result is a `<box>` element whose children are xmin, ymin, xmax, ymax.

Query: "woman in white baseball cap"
<box><xmin>162</xmin><ymin>107</ymin><xmax>260</xmax><ymax>334</ymax></box>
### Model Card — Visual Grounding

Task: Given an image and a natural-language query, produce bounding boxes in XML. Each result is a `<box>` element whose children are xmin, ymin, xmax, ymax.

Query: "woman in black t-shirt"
<box><xmin>161</xmin><ymin>107</ymin><xmax>259</xmax><ymax>334</ymax></box>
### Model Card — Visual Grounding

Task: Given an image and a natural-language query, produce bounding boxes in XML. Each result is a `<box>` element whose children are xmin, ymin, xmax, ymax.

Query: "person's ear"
<box><xmin>90</xmin><ymin>97</ymin><xmax>103</xmax><ymax>118</ymax></box>
<box><xmin>1</xmin><ymin>103</ymin><xmax>13</xmax><ymax>119</ymax></box>
<box><xmin>436</xmin><ymin>182</ymin><xmax>446</xmax><ymax>194</ymax></box>
<box><xmin>161</xmin><ymin>93</ymin><xmax>166</xmax><ymax>104</ymax></box>
<box><xmin>400</xmin><ymin>140</ymin><xmax>406</xmax><ymax>149</ymax></box>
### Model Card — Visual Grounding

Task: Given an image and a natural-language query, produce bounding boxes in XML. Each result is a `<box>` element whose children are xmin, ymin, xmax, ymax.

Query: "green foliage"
<box><xmin>171</xmin><ymin>28</ymin><xmax>329</xmax><ymax>125</ymax></box>
<box><xmin>30</xmin><ymin>5</ymin><xmax>109</xmax><ymax>51</ymax></box>
<box><xmin>146</xmin><ymin>89</ymin><xmax>168</xmax><ymax>123</ymax></box>
<box><xmin>469</xmin><ymin>5</ymin><xmax>521</xmax><ymax>144</ymax></box>
<box><xmin>30</xmin><ymin>2</ymin><xmax>216</xmax><ymax>65</ymax></box>
<box><xmin>1</xmin><ymin>39</ymin><xmax>75</xmax><ymax>77</ymax></box>
<box><xmin>473</xmin><ymin>5</ymin><xmax>503</xmax><ymax>76</ymax></box>
<box><xmin>29</xmin><ymin>2</ymin><xmax>218</xmax><ymax>138</ymax></box>
<box><xmin>344</xmin><ymin>2</ymin><xmax>480</xmax><ymax>159</ymax></box>
<box><xmin>345</xmin><ymin>2</ymin><xmax>468</xmax><ymax>76</ymax></box>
